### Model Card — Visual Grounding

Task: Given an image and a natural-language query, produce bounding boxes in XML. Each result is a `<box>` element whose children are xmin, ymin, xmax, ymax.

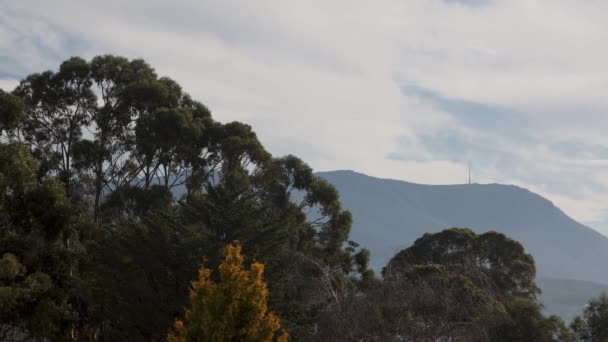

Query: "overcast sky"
<box><xmin>3</xmin><ymin>0</ymin><xmax>608</xmax><ymax>234</ymax></box>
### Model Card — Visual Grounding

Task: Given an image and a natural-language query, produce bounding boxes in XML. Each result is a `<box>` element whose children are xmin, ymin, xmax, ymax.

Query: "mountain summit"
<box><xmin>317</xmin><ymin>170</ymin><xmax>608</xmax><ymax>285</ymax></box>
<box><xmin>318</xmin><ymin>170</ymin><xmax>608</xmax><ymax>319</ymax></box>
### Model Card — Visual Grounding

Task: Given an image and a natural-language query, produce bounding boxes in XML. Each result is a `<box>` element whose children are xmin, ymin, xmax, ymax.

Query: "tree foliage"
<box><xmin>0</xmin><ymin>143</ymin><xmax>79</xmax><ymax>340</ymax></box>
<box><xmin>0</xmin><ymin>55</ymin><xmax>370</xmax><ymax>341</ymax></box>
<box><xmin>372</xmin><ymin>228</ymin><xmax>570</xmax><ymax>341</ymax></box>
<box><xmin>168</xmin><ymin>241</ymin><xmax>287</xmax><ymax>342</ymax></box>
<box><xmin>571</xmin><ymin>293</ymin><xmax>608</xmax><ymax>342</ymax></box>
<box><xmin>385</xmin><ymin>227</ymin><xmax>539</xmax><ymax>300</ymax></box>
<box><xmin>0</xmin><ymin>56</ymin><xmax>577</xmax><ymax>342</ymax></box>
<box><xmin>0</xmin><ymin>89</ymin><xmax>24</xmax><ymax>131</ymax></box>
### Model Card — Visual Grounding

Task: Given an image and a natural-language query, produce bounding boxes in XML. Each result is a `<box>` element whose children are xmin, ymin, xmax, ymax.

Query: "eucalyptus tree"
<box><xmin>385</xmin><ymin>228</ymin><xmax>571</xmax><ymax>341</ymax></box>
<box><xmin>0</xmin><ymin>89</ymin><xmax>24</xmax><ymax>132</ymax></box>
<box><xmin>2</xmin><ymin>55</ymin><xmax>372</xmax><ymax>340</ymax></box>
<box><xmin>11</xmin><ymin>57</ymin><xmax>96</xmax><ymax>195</ymax></box>
<box><xmin>385</xmin><ymin>228</ymin><xmax>539</xmax><ymax>300</ymax></box>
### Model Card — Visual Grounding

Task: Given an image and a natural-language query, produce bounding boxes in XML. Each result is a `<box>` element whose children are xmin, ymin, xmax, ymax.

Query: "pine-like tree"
<box><xmin>168</xmin><ymin>241</ymin><xmax>288</xmax><ymax>342</ymax></box>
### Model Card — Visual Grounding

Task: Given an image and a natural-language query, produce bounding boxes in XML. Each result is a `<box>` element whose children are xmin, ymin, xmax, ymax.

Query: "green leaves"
<box><xmin>0</xmin><ymin>89</ymin><xmax>24</xmax><ymax>131</ymax></box>
<box><xmin>384</xmin><ymin>228</ymin><xmax>572</xmax><ymax>341</ymax></box>
<box><xmin>571</xmin><ymin>293</ymin><xmax>608</xmax><ymax>341</ymax></box>
<box><xmin>386</xmin><ymin>227</ymin><xmax>538</xmax><ymax>300</ymax></box>
<box><xmin>0</xmin><ymin>253</ymin><xmax>70</xmax><ymax>341</ymax></box>
<box><xmin>216</xmin><ymin>121</ymin><xmax>270</xmax><ymax>174</ymax></box>
<box><xmin>11</xmin><ymin>58</ymin><xmax>96</xmax><ymax>192</ymax></box>
<box><xmin>0</xmin><ymin>143</ymin><xmax>81</xmax><ymax>340</ymax></box>
<box><xmin>84</xmin><ymin>209</ymin><xmax>203</xmax><ymax>341</ymax></box>
<box><xmin>495</xmin><ymin>298</ymin><xmax>574</xmax><ymax>342</ymax></box>
<box><xmin>0</xmin><ymin>253</ymin><xmax>26</xmax><ymax>281</ymax></box>
<box><xmin>4</xmin><ymin>53</ymin><xmax>585</xmax><ymax>341</ymax></box>
<box><xmin>0</xmin><ymin>143</ymin><xmax>37</xmax><ymax>197</ymax></box>
<box><xmin>4</xmin><ymin>55</ymin><xmax>372</xmax><ymax>341</ymax></box>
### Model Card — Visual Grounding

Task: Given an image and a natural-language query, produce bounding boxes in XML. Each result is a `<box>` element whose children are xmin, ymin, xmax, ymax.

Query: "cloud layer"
<box><xmin>2</xmin><ymin>0</ymin><xmax>608</xmax><ymax>233</ymax></box>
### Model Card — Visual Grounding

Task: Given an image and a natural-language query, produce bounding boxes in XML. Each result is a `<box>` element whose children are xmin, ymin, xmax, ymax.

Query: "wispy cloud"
<box><xmin>2</xmin><ymin>0</ymin><xmax>608</xmax><ymax>233</ymax></box>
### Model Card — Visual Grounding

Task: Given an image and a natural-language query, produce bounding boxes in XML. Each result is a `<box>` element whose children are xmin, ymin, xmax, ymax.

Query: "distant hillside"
<box><xmin>318</xmin><ymin>171</ymin><xmax>608</xmax><ymax>284</ymax></box>
<box><xmin>317</xmin><ymin>170</ymin><xmax>608</xmax><ymax>320</ymax></box>
<box><xmin>539</xmin><ymin>277</ymin><xmax>608</xmax><ymax>320</ymax></box>
<box><xmin>317</xmin><ymin>170</ymin><xmax>608</xmax><ymax>284</ymax></box>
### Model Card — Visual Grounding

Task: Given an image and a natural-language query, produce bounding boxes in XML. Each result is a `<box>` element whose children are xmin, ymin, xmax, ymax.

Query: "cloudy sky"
<box><xmin>2</xmin><ymin>0</ymin><xmax>608</xmax><ymax>234</ymax></box>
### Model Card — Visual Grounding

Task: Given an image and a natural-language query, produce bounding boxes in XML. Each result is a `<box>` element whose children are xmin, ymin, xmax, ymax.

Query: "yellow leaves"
<box><xmin>168</xmin><ymin>241</ymin><xmax>288</xmax><ymax>342</ymax></box>
<box><xmin>167</xmin><ymin>321</ymin><xmax>185</xmax><ymax>342</ymax></box>
<box><xmin>250</xmin><ymin>262</ymin><xmax>264</xmax><ymax>281</ymax></box>
<box><xmin>190</xmin><ymin>266</ymin><xmax>212</xmax><ymax>292</ymax></box>
<box><xmin>224</xmin><ymin>242</ymin><xmax>244</xmax><ymax>266</ymax></box>
<box><xmin>277</xmin><ymin>330</ymin><xmax>289</xmax><ymax>342</ymax></box>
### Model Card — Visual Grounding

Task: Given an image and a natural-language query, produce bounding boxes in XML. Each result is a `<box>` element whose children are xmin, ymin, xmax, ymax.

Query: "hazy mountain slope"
<box><xmin>538</xmin><ymin>277</ymin><xmax>608</xmax><ymax>320</ymax></box>
<box><xmin>317</xmin><ymin>170</ymin><xmax>608</xmax><ymax>285</ymax></box>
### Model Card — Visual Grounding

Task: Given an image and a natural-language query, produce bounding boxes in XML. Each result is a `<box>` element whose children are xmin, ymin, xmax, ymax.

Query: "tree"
<box><xmin>0</xmin><ymin>253</ymin><xmax>66</xmax><ymax>341</ymax></box>
<box><xmin>316</xmin><ymin>263</ymin><xmax>502</xmax><ymax>342</ymax></box>
<box><xmin>12</xmin><ymin>57</ymin><xmax>97</xmax><ymax>194</ymax></box>
<box><xmin>83</xmin><ymin>209</ymin><xmax>202</xmax><ymax>341</ymax></box>
<box><xmin>385</xmin><ymin>228</ymin><xmax>539</xmax><ymax>300</ymax></box>
<box><xmin>0</xmin><ymin>89</ymin><xmax>24</xmax><ymax>132</ymax></box>
<box><xmin>178</xmin><ymin>153</ymin><xmax>371</xmax><ymax>338</ymax></box>
<box><xmin>494</xmin><ymin>298</ymin><xmax>574</xmax><ymax>342</ymax></box>
<box><xmin>168</xmin><ymin>241</ymin><xmax>288</xmax><ymax>342</ymax></box>
<box><xmin>5</xmin><ymin>56</ymin><xmax>371</xmax><ymax>340</ymax></box>
<box><xmin>383</xmin><ymin>228</ymin><xmax>569</xmax><ymax>341</ymax></box>
<box><xmin>571</xmin><ymin>293</ymin><xmax>608</xmax><ymax>342</ymax></box>
<box><xmin>0</xmin><ymin>143</ymin><xmax>81</xmax><ymax>340</ymax></box>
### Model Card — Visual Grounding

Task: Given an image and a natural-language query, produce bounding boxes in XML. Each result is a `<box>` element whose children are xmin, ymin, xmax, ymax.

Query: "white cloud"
<box><xmin>2</xmin><ymin>0</ymin><xmax>608</xmax><ymax>233</ymax></box>
<box><xmin>0</xmin><ymin>80</ymin><xmax>18</xmax><ymax>91</ymax></box>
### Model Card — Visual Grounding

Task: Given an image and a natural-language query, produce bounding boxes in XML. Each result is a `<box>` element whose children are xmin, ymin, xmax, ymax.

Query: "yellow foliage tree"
<box><xmin>168</xmin><ymin>241</ymin><xmax>288</xmax><ymax>342</ymax></box>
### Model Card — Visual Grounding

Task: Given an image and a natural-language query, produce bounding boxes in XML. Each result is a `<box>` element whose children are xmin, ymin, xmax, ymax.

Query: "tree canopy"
<box><xmin>168</xmin><ymin>241</ymin><xmax>288</xmax><ymax>342</ymax></box>
<box><xmin>378</xmin><ymin>228</ymin><xmax>570</xmax><ymax>341</ymax></box>
<box><xmin>0</xmin><ymin>55</ymin><xmax>582</xmax><ymax>342</ymax></box>
<box><xmin>0</xmin><ymin>55</ymin><xmax>370</xmax><ymax>341</ymax></box>
<box><xmin>571</xmin><ymin>293</ymin><xmax>608</xmax><ymax>342</ymax></box>
<box><xmin>385</xmin><ymin>228</ymin><xmax>539</xmax><ymax>299</ymax></box>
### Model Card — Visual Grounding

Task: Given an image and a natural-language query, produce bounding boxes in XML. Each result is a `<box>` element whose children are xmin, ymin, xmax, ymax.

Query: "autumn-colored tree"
<box><xmin>168</xmin><ymin>241</ymin><xmax>288</xmax><ymax>342</ymax></box>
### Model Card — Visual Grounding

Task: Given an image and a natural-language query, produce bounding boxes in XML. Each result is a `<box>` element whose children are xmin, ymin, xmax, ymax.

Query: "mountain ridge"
<box><xmin>316</xmin><ymin>170</ymin><xmax>608</xmax><ymax>283</ymax></box>
<box><xmin>316</xmin><ymin>169</ymin><xmax>608</xmax><ymax>320</ymax></box>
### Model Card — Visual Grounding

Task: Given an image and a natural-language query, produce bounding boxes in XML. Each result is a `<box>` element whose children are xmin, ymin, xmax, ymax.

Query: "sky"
<box><xmin>2</xmin><ymin>0</ymin><xmax>608</xmax><ymax>234</ymax></box>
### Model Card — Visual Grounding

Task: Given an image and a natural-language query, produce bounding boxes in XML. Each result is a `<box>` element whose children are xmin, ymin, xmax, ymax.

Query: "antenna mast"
<box><xmin>468</xmin><ymin>165</ymin><xmax>471</xmax><ymax>185</ymax></box>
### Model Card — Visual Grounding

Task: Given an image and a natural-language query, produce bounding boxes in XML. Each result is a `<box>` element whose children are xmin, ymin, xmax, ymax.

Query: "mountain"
<box><xmin>316</xmin><ymin>170</ymin><xmax>608</xmax><ymax>319</ymax></box>
<box><xmin>538</xmin><ymin>277</ymin><xmax>608</xmax><ymax>320</ymax></box>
